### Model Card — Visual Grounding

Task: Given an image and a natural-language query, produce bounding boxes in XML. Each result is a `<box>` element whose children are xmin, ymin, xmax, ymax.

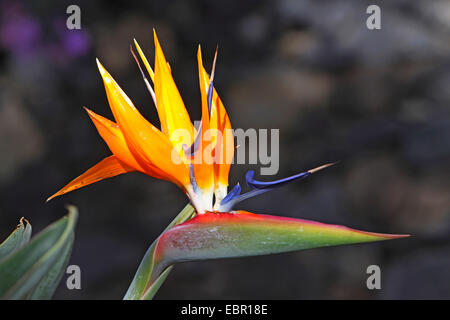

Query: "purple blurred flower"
<box><xmin>52</xmin><ymin>18</ymin><xmax>91</xmax><ymax>59</ymax></box>
<box><xmin>60</xmin><ymin>29</ymin><xmax>91</xmax><ymax>57</ymax></box>
<box><xmin>0</xmin><ymin>1</ymin><xmax>41</xmax><ymax>55</ymax></box>
<box><xmin>0</xmin><ymin>1</ymin><xmax>91</xmax><ymax>62</ymax></box>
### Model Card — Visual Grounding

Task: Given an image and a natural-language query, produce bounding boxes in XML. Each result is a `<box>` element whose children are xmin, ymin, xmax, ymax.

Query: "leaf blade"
<box><xmin>0</xmin><ymin>206</ymin><xmax>78</xmax><ymax>299</ymax></box>
<box><xmin>27</xmin><ymin>231</ymin><xmax>74</xmax><ymax>300</ymax></box>
<box><xmin>0</xmin><ymin>218</ymin><xmax>32</xmax><ymax>261</ymax></box>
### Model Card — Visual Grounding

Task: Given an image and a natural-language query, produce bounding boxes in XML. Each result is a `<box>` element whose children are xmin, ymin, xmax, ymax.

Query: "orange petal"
<box><xmin>85</xmin><ymin>107</ymin><xmax>169</xmax><ymax>180</ymax></box>
<box><xmin>193</xmin><ymin>46</ymin><xmax>214</xmax><ymax>193</ymax></box>
<box><xmin>212</xmin><ymin>94</ymin><xmax>234</xmax><ymax>190</ymax></box>
<box><xmin>197</xmin><ymin>48</ymin><xmax>234</xmax><ymax>201</ymax></box>
<box><xmin>47</xmin><ymin>155</ymin><xmax>134</xmax><ymax>201</ymax></box>
<box><xmin>85</xmin><ymin>108</ymin><xmax>139</xmax><ymax>169</ymax></box>
<box><xmin>96</xmin><ymin>59</ymin><xmax>190</xmax><ymax>188</ymax></box>
<box><xmin>153</xmin><ymin>30</ymin><xmax>195</xmax><ymax>155</ymax></box>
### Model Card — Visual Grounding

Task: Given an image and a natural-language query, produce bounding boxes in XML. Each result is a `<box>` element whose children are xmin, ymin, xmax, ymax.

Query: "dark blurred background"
<box><xmin>1</xmin><ymin>0</ymin><xmax>449</xmax><ymax>299</ymax></box>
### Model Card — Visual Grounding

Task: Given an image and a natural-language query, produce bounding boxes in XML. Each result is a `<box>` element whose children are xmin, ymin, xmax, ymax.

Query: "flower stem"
<box><xmin>123</xmin><ymin>203</ymin><xmax>195</xmax><ymax>300</ymax></box>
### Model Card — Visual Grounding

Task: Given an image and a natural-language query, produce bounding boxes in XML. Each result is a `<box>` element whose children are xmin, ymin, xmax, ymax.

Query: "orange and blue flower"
<box><xmin>48</xmin><ymin>31</ymin><xmax>408</xmax><ymax>255</ymax></box>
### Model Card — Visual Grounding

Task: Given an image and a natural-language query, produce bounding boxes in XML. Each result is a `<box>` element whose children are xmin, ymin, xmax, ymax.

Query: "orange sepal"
<box><xmin>47</xmin><ymin>155</ymin><xmax>134</xmax><ymax>201</ymax></box>
<box><xmin>197</xmin><ymin>49</ymin><xmax>234</xmax><ymax>199</ymax></box>
<box><xmin>153</xmin><ymin>30</ymin><xmax>195</xmax><ymax>155</ymax></box>
<box><xmin>84</xmin><ymin>108</ymin><xmax>142</xmax><ymax>170</ymax></box>
<box><xmin>193</xmin><ymin>46</ymin><xmax>214</xmax><ymax>192</ymax></box>
<box><xmin>96</xmin><ymin>59</ymin><xmax>190</xmax><ymax>189</ymax></box>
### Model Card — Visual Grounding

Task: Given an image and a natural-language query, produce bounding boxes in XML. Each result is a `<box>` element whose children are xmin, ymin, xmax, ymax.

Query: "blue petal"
<box><xmin>217</xmin><ymin>163</ymin><xmax>335</xmax><ymax>212</ymax></box>
<box><xmin>207</xmin><ymin>48</ymin><xmax>218</xmax><ymax>114</ymax></box>
<box><xmin>219</xmin><ymin>170</ymin><xmax>310</xmax><ymax>210</ymax></box>
<box><xmin>207</xmin><ymin>81</ymin><xmax>214</xmax><ymax>114</ymax></box>
<box><xmin>183</xmin><ymin>121</ymin><xmax>203</xmax><ymax>157</ymax></box>
<box><xmin>220</xmin><ymin>183</ymin><xmax>241</xmax><ymax>205</ymax></box>
<box><xmin>233</xmin><ymin>188</ymin><xmax>271</xmax><ymax>202</ymax></box>
<box><xmin>189</xmin><ymin>163</ymin><xmax>199</xmax><ymax>192</ymax></box>
<box><xmin>219</xmin><ymin>187</ymin><xmax>270</xmax><ymax>212</ymax></box>
<box><xmin>245</xmin><ymin>170</ymin><xmax>311</xmax><ymax>190</ymax></box>
<box><xmin>184</xmin><ymin>63</ymin><xmax>215</xmax><ymax>157</ymax></box>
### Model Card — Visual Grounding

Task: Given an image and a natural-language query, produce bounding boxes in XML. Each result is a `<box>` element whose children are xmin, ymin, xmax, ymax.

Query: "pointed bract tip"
<box><xmin>362</xmin><ymin>231</ymin><xmax>411</xmax><ymax>240</ymax></box>
<box><xmin>396</xmin><ymin>234</ymin><xmax>411</xmax><ymax>238</ymax></box>
<box><xmin>382</xmin><ymin>233</ymin><xmax>410</xmax><ymax>239</ymax></box>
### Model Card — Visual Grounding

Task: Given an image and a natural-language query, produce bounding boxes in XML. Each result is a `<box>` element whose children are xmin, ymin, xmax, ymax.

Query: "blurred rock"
<box><xmin>345</xmin><ymin>156</ymin><xmax>450</xmax><ymax>233</ymax></box>
<box><xmin>237</xmin><ymin>13</ymin><xmax>269</xmax><ymax>46</ymax></box>
<box><xmin>277</xmin><ymin>30</ymin><xmax>319</xmax><ymax>61</ymax></box>
<box><xmin>228</xmin><ymin>67</ymin><xmax>332</xmax><ymax>130</ymax></box>
<box><xmin>382</xmin><ymin>248</ymin><xmax>450</xmax><ymax>299</ymax></box>
<box><xmin>0</xmin><ymin>93</ymin><xmax>45</xmax><ymax>183</ymax></box>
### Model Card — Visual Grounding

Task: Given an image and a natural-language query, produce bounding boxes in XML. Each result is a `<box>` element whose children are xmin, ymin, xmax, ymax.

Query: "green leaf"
<box><xmin>150</xmin><ymin>211</ymin><xmax>409</xmax><ymax>281</ymax></box>
<box><xmin>0</xmin><ymin>206</ymin><xmax>78</xmax><ymax>299</ymax></box>
<box><xmin>123</xmin><ymin>203</ymin><xmax>195</xmax><ymax>300</ymax></box>
<box><xmin>27</xmin><ymin>231</ymin><xmax>74</xmax><ymax>300</ymax></box>
<box><xmin>0</xmin><ymin>218</ymin><xmax>32</xmax><ymax>261</ymax></box>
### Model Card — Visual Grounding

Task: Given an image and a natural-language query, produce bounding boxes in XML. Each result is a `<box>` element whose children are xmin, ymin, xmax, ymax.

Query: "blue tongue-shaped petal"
<box><xmin>219</xmin><ymin>163</ymin><xmax>336</xmax><ymax>211</ymax></box>
<box><xmin>182</xmin><ymin>120</ymin><xmax>203</xmax><ymax>157</ymax></box>
<box><xmin>220</xmin><ymin>183</ymin><xmax>242</xmax><ymax>204</ymax></box>
<box><xmin>245</xmin><ymin>170</ymin><xmax>310</xmax><ymax>189</ymax></box>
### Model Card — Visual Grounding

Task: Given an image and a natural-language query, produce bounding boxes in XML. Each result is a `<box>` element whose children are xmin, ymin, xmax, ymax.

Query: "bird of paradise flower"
<box><xmin>48</xmin><ymin>30</ymin><xmax>408</xmax><ymax>299</ymax></box>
